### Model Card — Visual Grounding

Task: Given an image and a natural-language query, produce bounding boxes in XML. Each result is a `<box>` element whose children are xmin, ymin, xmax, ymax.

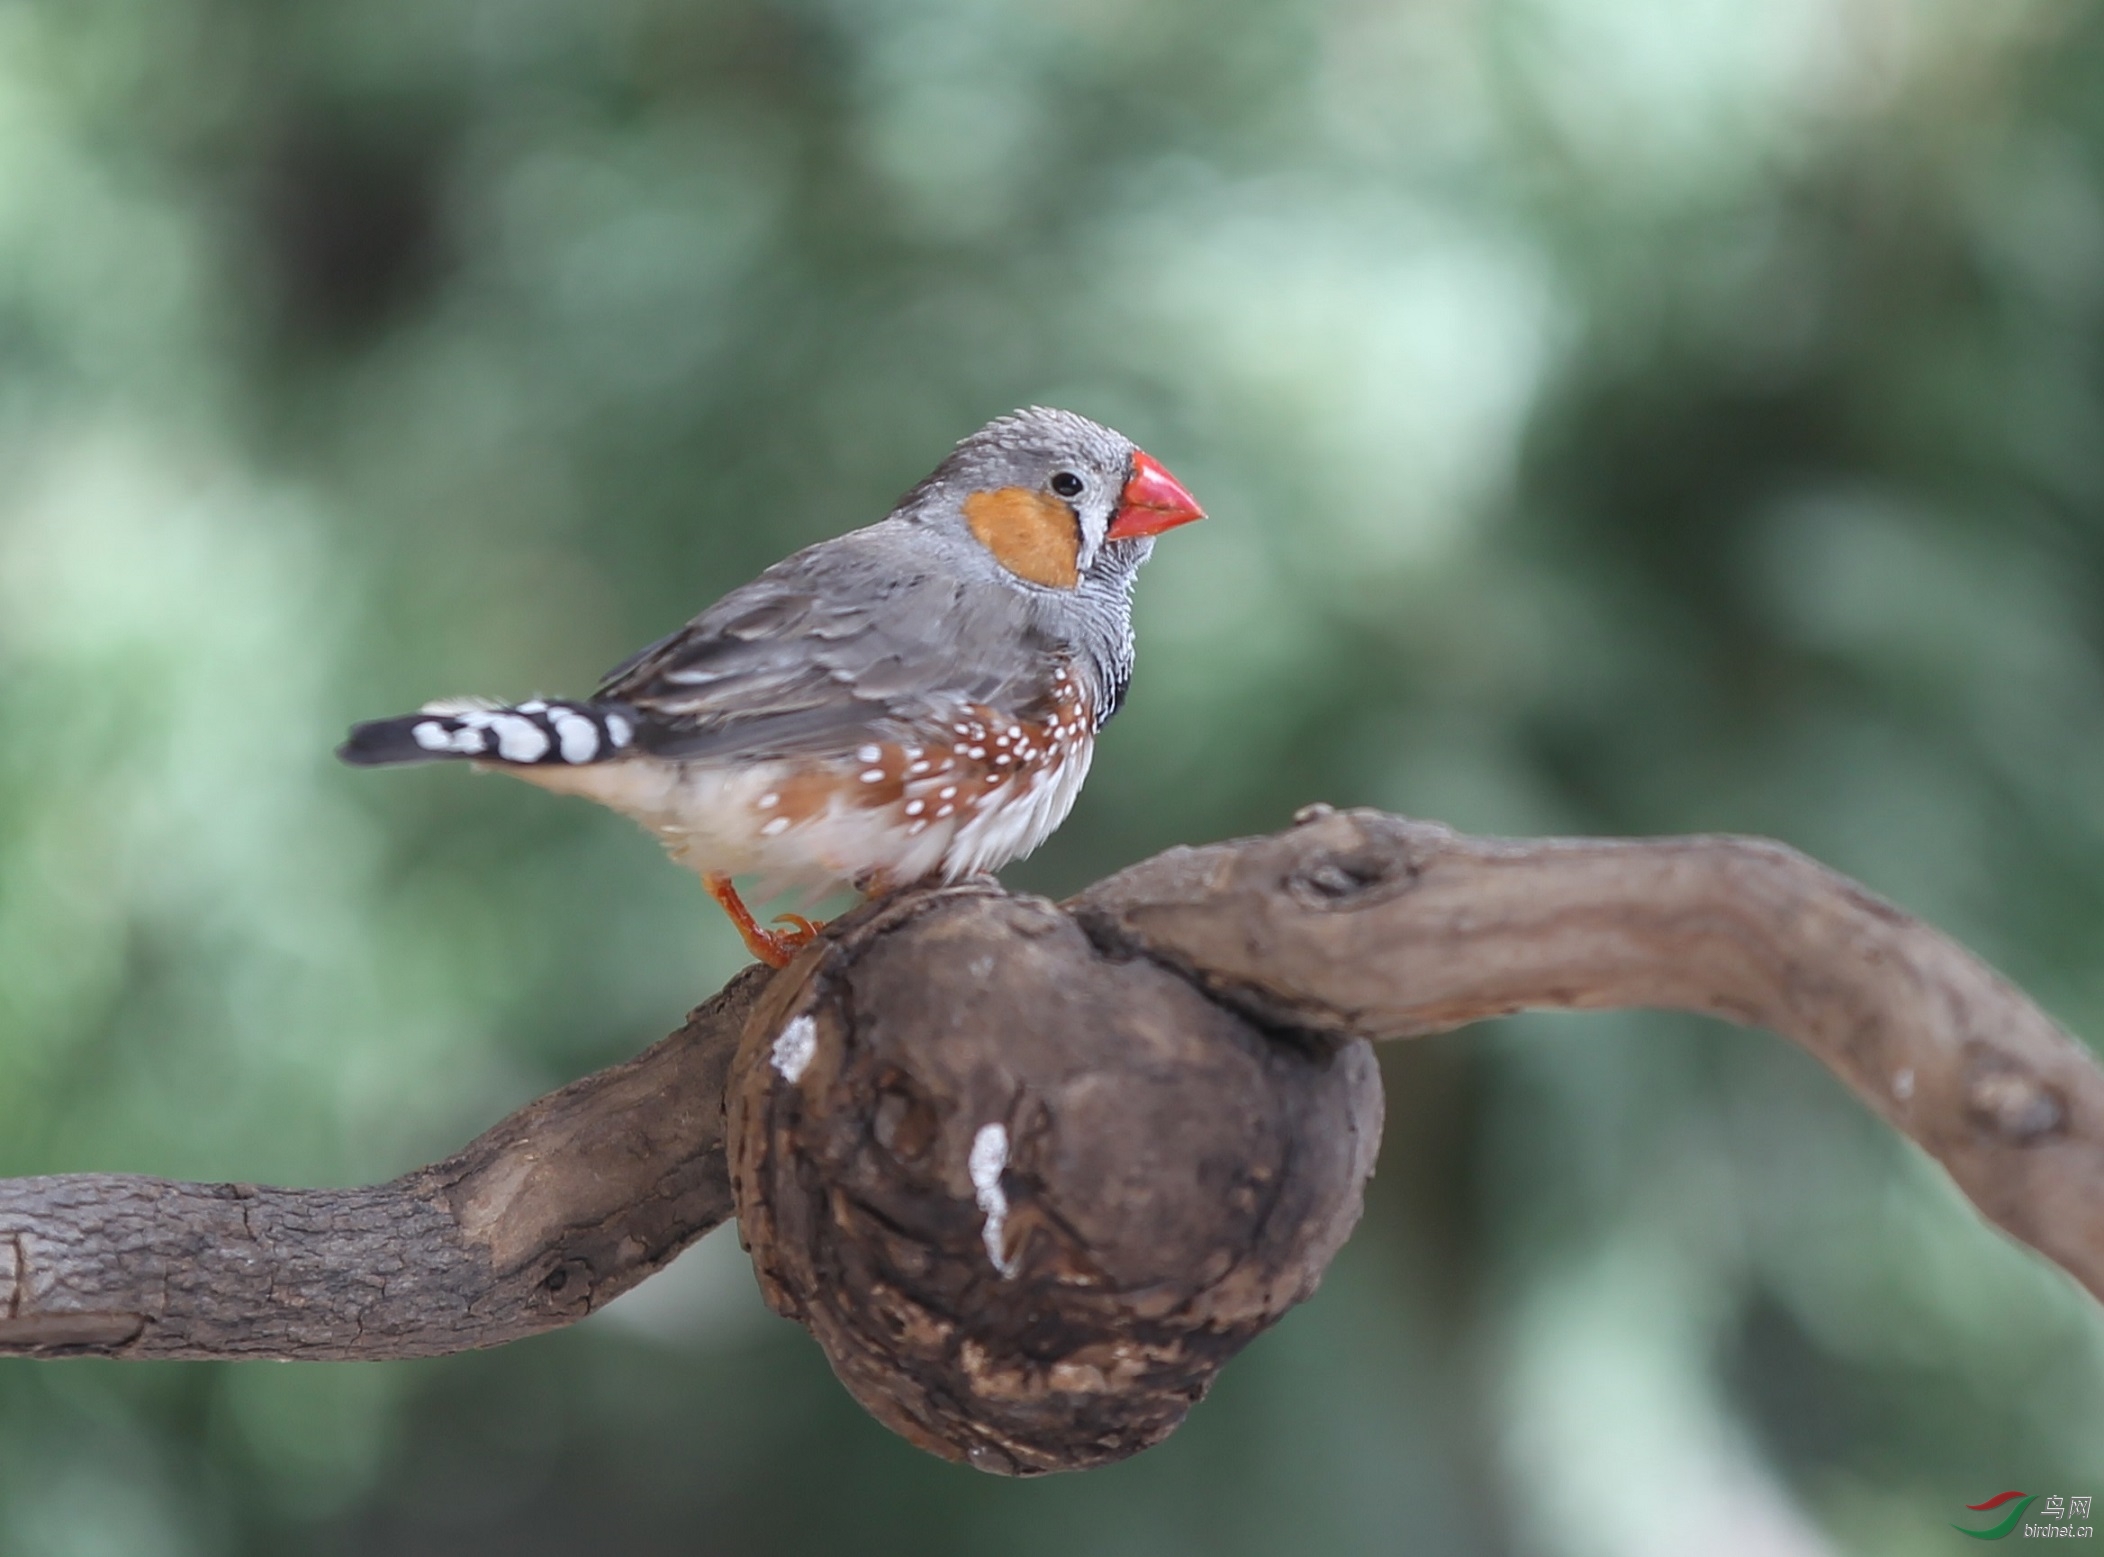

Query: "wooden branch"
<box><xmin>0</xmin><ymin>967</ymin><xmax>770</xmax><ymax>1358</ymax></box>
<box><xmin>723</xmin><ymin>884</ymin><xmax>1384</xmax><ymax>1473</ymax></box>
<box><xmin>1073</xmin><ymin>808</ymin><xmax>2104</xmax><ymax>1300</ymax></box>
<box><xmin>4</xmin><ymin>807</ymin><xmax>2101</xmax><ymax>1366</ymax></box>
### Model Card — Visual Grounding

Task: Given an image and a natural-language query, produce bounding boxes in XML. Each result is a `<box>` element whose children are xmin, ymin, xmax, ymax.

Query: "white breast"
<box><xmin>940</xmin><ymin>738</ymin><xmax>1094</xmax><ymax>881</ymax></box>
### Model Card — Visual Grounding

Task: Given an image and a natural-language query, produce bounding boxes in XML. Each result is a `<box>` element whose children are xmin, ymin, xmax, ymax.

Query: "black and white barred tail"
<box><xmin>338</xmin><ymin>698</ymin><xmax>638</xmax><ymax>768</ymax></box>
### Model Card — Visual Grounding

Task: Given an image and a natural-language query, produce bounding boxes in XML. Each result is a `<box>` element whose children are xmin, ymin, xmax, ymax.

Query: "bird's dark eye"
<box><xmin>1049</xmin><ymin>471</ymin><xmax>1084</xmax><ymax>498</ymax></box>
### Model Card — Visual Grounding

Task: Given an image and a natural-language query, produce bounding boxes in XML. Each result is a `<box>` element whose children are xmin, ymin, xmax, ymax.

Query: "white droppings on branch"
<box><xmin>969</xmin><ymin>1123</ymin><xmax>1016</xmax><ymax>1277</ymax></box>
<box><xmin>771</xmin><ymin>1015</ymin><xmax>817</xmax><ymax>1083</ymax></box>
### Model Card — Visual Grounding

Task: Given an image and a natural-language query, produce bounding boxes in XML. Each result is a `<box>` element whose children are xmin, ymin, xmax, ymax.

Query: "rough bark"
<box><xmin>1072</xmin><ymin>808</ymin><xmax>2104</xmax><ymax>1299</ymax></box>
<box><xmin>3</xmin><ymin>807</ymin><xmax>2101</xmax><ymax>1367</ymax></box>
<box><xmin>726</xmin><ymin>886</ymin><xmax>1382</xmax><ymax>1473</ymax></box>
<box><xmin>0</xmin><ymin>968</ymin><xmax>770</xmax><ymax>1358</ymax></box>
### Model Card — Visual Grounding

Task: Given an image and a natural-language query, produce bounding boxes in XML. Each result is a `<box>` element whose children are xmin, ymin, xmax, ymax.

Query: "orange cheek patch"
<box><xmin>963</xmin><ymin>487</ymin><xmax>1081</xmax><ymax>589</ymax></box>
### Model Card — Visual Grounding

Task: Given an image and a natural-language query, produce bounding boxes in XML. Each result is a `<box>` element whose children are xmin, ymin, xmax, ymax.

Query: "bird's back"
<box><xmin>598</xmin><ymin>518</ymin><xmax>1073</xmax><ymax>767</ymax></box>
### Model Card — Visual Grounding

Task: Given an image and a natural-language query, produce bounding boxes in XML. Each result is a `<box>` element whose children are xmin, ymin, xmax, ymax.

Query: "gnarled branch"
<box><xmin>0</xmin><ymin>967</ymin><xmax>769</xmax><ymax>1357</ymax></box>
<box><xmin>3</xmin><ymin>808</ymin><xmax>2100</xmax><ymax>1364</ymax></box>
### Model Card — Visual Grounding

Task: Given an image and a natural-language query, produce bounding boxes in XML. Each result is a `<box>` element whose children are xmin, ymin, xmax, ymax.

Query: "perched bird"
<box><xmin>339</xmin><ymin>407</ymin><xmax>1205</xmax><ymax>966</ymax></box>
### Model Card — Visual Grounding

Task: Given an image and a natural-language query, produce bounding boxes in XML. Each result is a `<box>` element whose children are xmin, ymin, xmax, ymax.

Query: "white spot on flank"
<box><xmin>905</xmin><ymin>747</ymin><xmax>924</xmax><ymax>760</ymax></box>
<box><xmin>939</xmin><ymin>786</ymin><xmax>957</xmax><ymax>800</ymax></box>
<box><xmin>905</xmin><ymin>799</ymin><xmax>925</xmax><ymax>816</ymax></box>
<box><xmin>411</xmin><ymin>721</ymin><xmax>451</xmax><ymax>751</ymax></box>
<box><xmin>966</xmin><ymin>746</ymin><xmax>986</xmax><ymax>760</ymax></box>
<box><xmin>490</xmin><ymin>714</ymin><xmax>549</xmax><ymax>762</ymax></box>
<box><xmin>995</xmin><ymin>754</ymin><xmax>1011</xmax><ymax>766</ymax></box>
<box><xmin>758</xmin><ymin>792</ymin><xmax>780</xmax><ymax>809</ymax></box>
<box><xmin>860</xmin><ymin>769</ymin><xmax>886</xmax><ymax>783</ymax></box>
<box><xmin>936</xmin><ymin>804</ymin><xmax>954</xmax><ymax>818</ymax></box>
<box><xmin>771</xmin><ymin>1015</ymin><xmax>817</xmax><ymax>1083</ymax></box>
<box><xmin>1893</xmin><ymin>1068</ymin><xmax>1915</xmax><ymax>1101</ymax></box>
<box><xmin>908</xmin><ymin>760</ymin><xmax>932</xmax><ymax>775</ymax></box>
<box><xmin>857</xmin><ymin>744</ymin><xmax>882</xmax><ymax>763</ymax></box>
<box><xmin>449</xmin><ymin>727</ymin><xmax>488</xmax><ymax>755</ymax></box>
<box><xmin>605</xmin><ymin>713</ymin><xmax>633</xmax><ymax>748</ymax></box>
<box><xmin>553</xmin><ymin>712</ymin><xmax>599</xmax><ymax>763</ymax></box>
<box><xmin>969</xmin><ymin>1123</ymin><xmax>1017</xmax><ymax>1277</ymax></box>
<box><xmin>761</xmin><ymin>816</ymin><xmax>790</xmax><ymax>837</ymax></box>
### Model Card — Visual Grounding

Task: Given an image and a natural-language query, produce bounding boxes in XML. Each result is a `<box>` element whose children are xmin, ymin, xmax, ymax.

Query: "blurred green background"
<box><xmin>3</xmin><ymin>0</ymin><xmax>2102</xmax><ymax>1551</ymax></box>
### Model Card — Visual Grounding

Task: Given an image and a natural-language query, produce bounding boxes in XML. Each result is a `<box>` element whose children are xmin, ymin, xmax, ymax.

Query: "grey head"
<box><xmin>896</xmin><ymin>407</ymin><xmax>1205</xmax><ymax>598</ymax></box>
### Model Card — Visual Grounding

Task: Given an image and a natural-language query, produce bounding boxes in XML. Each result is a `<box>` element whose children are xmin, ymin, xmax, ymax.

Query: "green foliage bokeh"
<box><xmin>3</xmin><ymin>0</ymin><xmax>2103</xmax><ymax>1552</ymax></box>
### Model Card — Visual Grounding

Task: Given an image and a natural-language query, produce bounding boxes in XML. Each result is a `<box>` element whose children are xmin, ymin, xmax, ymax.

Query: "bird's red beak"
<box><xmin>1107</xmin><ymin>449</ymin><xmax>1206</xmax><ymax>541</ymax></box>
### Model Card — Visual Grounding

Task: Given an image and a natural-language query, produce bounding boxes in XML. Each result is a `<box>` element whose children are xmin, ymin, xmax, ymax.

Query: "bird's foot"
<box><xmin>706</xmin><ymin>874</ymin><xmax>825</xmax><ymax>969</ymax></box>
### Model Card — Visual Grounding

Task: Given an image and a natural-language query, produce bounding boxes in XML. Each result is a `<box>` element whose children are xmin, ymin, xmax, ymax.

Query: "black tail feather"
<box><xmin>338</xmin><ymin>715</ymin><xmax>448</xmax><ymax>766</ymax></box>
<box><xmin>337</xmin><ymin>700</ymin><xmax>637</xmax><ymax>768</ymax></box>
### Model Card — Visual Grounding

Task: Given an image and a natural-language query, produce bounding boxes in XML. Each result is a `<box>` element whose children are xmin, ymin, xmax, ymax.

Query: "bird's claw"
<box><xmin>705</xmin><ymin>873</ymin><xmax>826</xmax><ymax>968</ymax></box>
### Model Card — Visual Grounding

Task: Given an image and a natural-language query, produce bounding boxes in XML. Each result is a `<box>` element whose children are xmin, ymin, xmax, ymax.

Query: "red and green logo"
<box><xmin>1954</xmin><ymin>1492</ymin><xmax>2036</xmax><ymax>1540</ymax></box>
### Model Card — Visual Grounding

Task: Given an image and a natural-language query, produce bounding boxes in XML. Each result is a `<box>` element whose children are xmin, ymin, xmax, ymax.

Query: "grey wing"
<box><xmin>597</xmin><ymin>523</ymin><xmax>1052</xmax><ymax>762</ymax></box>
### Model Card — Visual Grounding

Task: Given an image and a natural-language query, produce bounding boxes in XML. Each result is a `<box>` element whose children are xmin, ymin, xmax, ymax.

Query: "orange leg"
<box><xmin>705</xmin><ymin>873</ymin><xmax>825</xmax><ymax>969</ymax></box>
